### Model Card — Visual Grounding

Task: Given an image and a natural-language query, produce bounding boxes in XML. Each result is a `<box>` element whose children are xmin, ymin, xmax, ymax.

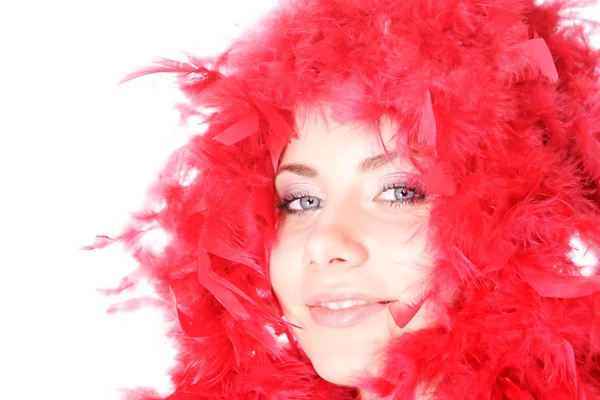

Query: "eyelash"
<box><xmin>276</xmin><ymin>183</ymin><xmax>426</xmax><ymax>216</ymax></box>
<box><xmin>276</xmin><ymin>190</ymin><xmax>315</xmax><ymax>216</ymax></box>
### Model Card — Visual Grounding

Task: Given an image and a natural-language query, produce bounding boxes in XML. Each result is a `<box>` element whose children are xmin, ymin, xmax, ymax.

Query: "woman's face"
<box><xmin>269</xmin><ymin>107</ymin><xmax>433</xmax><ymax>386</ymax></box>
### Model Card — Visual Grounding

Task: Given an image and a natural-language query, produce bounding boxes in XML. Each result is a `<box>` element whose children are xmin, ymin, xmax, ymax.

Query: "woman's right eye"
<box><xmin>278</xmin><ymin>195</ymin><xmax>323</xmax><ymax>215</ymax></box>
<box><xmin>289</xmin><ymin>196</ymin><xmax>321</xmax><ymax>211</ymax></box>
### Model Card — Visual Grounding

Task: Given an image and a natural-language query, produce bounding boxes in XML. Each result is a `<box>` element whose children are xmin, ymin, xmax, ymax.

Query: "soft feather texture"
<box><xmin>88</xmin><ymin>0</ymin><xmax>600</xmax><ymax>398</ymax></box>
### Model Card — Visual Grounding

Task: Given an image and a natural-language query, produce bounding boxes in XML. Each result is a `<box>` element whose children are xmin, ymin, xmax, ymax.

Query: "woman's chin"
<box><xmin>309</xmin><ymin>348</ymin><xmax>381</xmax><ymax>387</ymax></box>
<box><xmin>312</xmin><ymin>358</ymin><xmax>363</xmax><ymax>387</ymax></box>
<box><xmin>296</xmin><ymin>318</ymin><xmax>390</xmax><ymax>386</ymax></box>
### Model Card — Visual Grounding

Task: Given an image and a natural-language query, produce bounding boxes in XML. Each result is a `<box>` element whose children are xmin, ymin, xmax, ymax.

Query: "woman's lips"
<box><xmin>308</xmin><ymin>300</ymin><xmax>393</xmax><ymax>328</ymax></box>
<box><xmin>307</xmin><ymin>291</ymin><xmax>392</xmax><ymax>307</ymax></box>
<box><xmin>306</xmin><ymin>291</ymin><xmax>395</xmax><ymax>328</ymax></box>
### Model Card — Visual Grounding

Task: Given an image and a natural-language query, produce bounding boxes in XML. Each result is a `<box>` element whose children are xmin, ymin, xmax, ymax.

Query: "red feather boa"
<box><xmin>88</xmin><ymin>0</ymin><xmax>600</xmax><ymax>398</ymax></box>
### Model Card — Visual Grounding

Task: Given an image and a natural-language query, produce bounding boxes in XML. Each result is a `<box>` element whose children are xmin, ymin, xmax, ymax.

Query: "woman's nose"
<box><xmin>302</xmin><ymin>214</ymin><xmax>368</xmax><ymax>270</ymax></box>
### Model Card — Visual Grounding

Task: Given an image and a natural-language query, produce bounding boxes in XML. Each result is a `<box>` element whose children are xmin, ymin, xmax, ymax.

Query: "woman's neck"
<box><xmin>359</xmin><ymin>387</ymin><xmax>430</xmax><ymax>400</ymax></box>
<box><xmin>358</xmin><ymin>391</ymin><xmax>379</xmax><ymax>400</ymax></box>
<box><xmin>358</xmin><ymin>390</ymin><xmax>396</xmax><ymax>400</ymax></box>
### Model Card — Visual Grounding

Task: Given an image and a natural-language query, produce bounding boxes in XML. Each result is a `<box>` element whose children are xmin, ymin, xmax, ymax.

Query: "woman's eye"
<box><xmin>288</xmin><ymin>196</ymin><xmax>322</xmax><ymax>211</ymax></box>
<box><xmin>277</xmin><ymin>195</ymin><xmax>323</xmax><ymax>215</ymax></box>
<box><xmin>378</xmin><ymin>186</ymin><xmax>416</xmax><ymax>202</ymax></box>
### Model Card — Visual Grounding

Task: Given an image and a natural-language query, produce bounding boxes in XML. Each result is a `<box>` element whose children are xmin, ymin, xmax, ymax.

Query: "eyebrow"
<box><xmin>276</xmin><ymin>163</ymin><xmax>317</xmax><ymax>177</ymax></box>
<box><xmin>276</xmin><ymin>152</ymin><xmax>397</xmax><ymax>178</ymax></box>
<box><xmin>358</xmin><ymin>152</ymin><xmax>397</xmax><ymax>172</ymax></box>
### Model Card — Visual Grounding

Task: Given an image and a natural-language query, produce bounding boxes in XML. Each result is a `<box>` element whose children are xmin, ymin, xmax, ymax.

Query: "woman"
<box><xmin>91</xmin><ymin>0</ymin><xmax>600</xmax><ymax>398</ymax></box>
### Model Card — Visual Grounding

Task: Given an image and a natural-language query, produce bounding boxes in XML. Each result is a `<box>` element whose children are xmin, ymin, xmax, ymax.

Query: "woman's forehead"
<box><xmin>286</xmin><ymin>105</ymin><xmax>399</xmax><ymax>159</ymax></box>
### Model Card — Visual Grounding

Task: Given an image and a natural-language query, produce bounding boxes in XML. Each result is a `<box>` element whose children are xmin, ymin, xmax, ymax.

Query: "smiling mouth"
<box><xmin>308</xmin><ymin>300</ymin><xmax>396</xmax><ymax>328</ymax></box>
<box><xmin>311</xmin><ymin>299</ymin><xmax>394</xmax><ymax>310</ymax></box>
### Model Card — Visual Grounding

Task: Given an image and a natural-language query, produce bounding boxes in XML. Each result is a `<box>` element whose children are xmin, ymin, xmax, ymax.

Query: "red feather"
<box><xmin>258</xmin><ymin>101</ymin><xmax>295</xmax><ymax>170</ymax></box>
<box><xmin>119</xmin><ymin>57</ymin><xmax>202</xmax><ymax>84</ymax></box>
<box><xmin>426</xmin><ymin>163</ymin><xmax>456</xmax><ymax>196</ymax></box>
<box><xmin>81</xmin><ymin>234</ymin><xmax>115</xmax><ymax>250</ymax></box>
<box><xmin>196</xmin><ymin>249</ymin><xmax>253</xmax><ymax>320</ymax></box>
<box><xmin>512</xmin><ymin>38</ymin><xmax>559</xmax><ymax>84</ymax></box>
<box><xmin>212</xmin><ymin>112</ymin><xmax>259</xmax><ymax>146</ymax></box>
<box><xmin>523</xmin><ymin>267</ymin><xmax>600</xmax><ymax>298</ymax></box>
<box><xmin>106</xmin><ymin>297</ymin><xmax>164</xmax><ymax>313</ymax></box>
<box><xmin>419</xmin><ymin>90</ymin><xmax>437</xmax><ymax>155</ymax></box>
<box><xmin>486</xmin><ymin>6</ymin><xmax>523</xmax><ymax>30</ymax></box>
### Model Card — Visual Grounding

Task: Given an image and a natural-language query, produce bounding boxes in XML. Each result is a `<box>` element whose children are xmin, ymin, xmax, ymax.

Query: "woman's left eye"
<box><xmin>375</xmin><ymin>185</ymin><xmax>424</xmax><ymax>205</ymax></box>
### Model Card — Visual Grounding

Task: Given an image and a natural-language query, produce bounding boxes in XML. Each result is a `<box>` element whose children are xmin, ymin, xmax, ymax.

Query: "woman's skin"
<box><xmin>269</xmin><ymin>106</ymin><xmax>434</xmax><ymax>397</ymax></box>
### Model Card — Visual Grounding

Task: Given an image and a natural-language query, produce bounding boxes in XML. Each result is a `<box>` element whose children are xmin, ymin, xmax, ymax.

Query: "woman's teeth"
<box><xmin>315</xmin><ymin>300</ymin><xmax>373</xmax><ymax>310</ymax></box>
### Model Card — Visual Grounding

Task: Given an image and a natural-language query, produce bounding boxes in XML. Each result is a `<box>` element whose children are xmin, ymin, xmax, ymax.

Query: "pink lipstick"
<box><xmin>307</xmin><ymin>292</ymin><xmax>394</xmax><ymax>328</ymax></box>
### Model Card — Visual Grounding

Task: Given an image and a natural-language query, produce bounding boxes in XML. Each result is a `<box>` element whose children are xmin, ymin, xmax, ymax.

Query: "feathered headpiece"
<box><xmin>87</xmin><ymin>0</ymin><xmax>600</xmax><ymax>398</ymax></box>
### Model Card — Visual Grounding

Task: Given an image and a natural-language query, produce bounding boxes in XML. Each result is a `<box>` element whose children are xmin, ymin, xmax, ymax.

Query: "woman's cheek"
<box><xmin>269</xmin><ymin>234</ymin><xmax>306</xmax><ymax>317</ymax></box>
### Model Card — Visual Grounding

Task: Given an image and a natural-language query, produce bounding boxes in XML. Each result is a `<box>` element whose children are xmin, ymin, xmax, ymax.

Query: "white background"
<box><xmin>0</xmin><ymin>1</ymin><xmax>598</xmax><ymax>399</ymax></box>
<box><xmin>0</xmin><ymin>1</ymin><xmax>276</xmax><ymax>399</ymax></box>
